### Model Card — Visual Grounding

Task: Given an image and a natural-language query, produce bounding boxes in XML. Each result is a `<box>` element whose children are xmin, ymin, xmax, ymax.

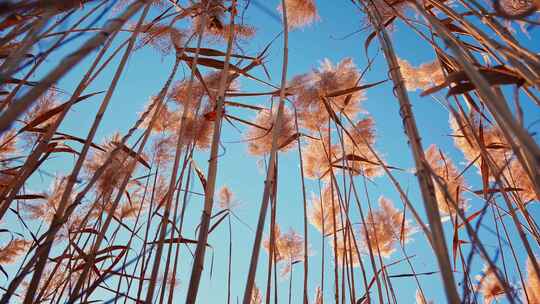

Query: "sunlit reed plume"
<box><xmin>449</xmin><ymin>112</ymin><xmax>511</xmax><ymax>170</ymax></box>
<box><xmin>308</xmin><ymin>184</ymin><xmax>343</xmax><ymax>235</ymax></box>
<box><xmin>503</xmin><ymin>159</ymin><xmax>538</xmax><ymax>203</ymax></box>
<box><xmin>84</xmin><ymin>133</ymin><xmax>141</xmax><ymax>195</ymax></box>
<box><xmin>0</xmin><ymin>239</ymin><xmax>31</xmax><ymax>264</ymax></box>
<box><xmin>191</xmin><ymin>0</ymin><xmax>255</xmax><ymax>41</ymax></box>
<box><xmin>135</xmin><ymin>23</ymin><xmax>184</xmax><ymax>56</ymax></box>
<box><xmin>140</xmin><ymin>99</ymin><xmax>182</xmax><ymax>133</ymax></box>
<box><xmin>278</xmin><ymin>0</ymin><xmax>319</xmax><ymax>29</ymax></box>
<box><xmin>360</xmin><ymin>196</ymin><xmax>411</xmax><ymax>258</ymax></box>
<box><xmin>246</xmin><ymin>106</ymin><xmax>296</xmax><ymax>155</ymax></box>
<box><xmin>476</xmin><ymin>265</ymin><xmax>506</xmax><ymax>304</ymax></box>
<box><xmin>343</xmin><ymin>116</ymin><xmax>383</xmax><ymax>177</ymax></box>
<box><xmin>397</xmin><ymin>58</ymin><xmax>444</xmax><ymax>91</ymax></box>
<box><xmin>302</xmin><ymin>137</ymin><xmax>341</xmax><ymax>180</ymax></box>
<box><xmin>263</xmin><ymin>225</ymin><xmax>305</xmax><ymax>276</ymax></box>
<box><xmin>218</xmin><ymin>185</ymin><xmax>236</xmax><ymax>209</ymax></box>
<box><xmin>291</xmin><ymin>58</ymin><xmax>364</xmax><ymax>131</ymax></box>
<box><xmin>425</xmin><ymin>144</ymin><xmax>468</xmax><ymax>216</ymax></box>
<box><xmin>331</xmin><ymin>231</ymin><xmax>361</xmax><ymax>267</ymax></box>
<box><xmin>21</xmin><ymin>90</ymin><xmax>59</xmax><ymax>147</ymax></box>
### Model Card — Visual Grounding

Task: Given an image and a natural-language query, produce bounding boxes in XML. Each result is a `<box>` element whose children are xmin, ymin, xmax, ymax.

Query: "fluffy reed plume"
<box><xmin>21</xmin><ymin>90</ymin><xmax>59</xmax><ymax>147</ymax></box>
<box><xmin>23</xmin><ymin>176</ymin><xmax>67</xmax><ymax>222</ymax></box>
<box><xmin>291</xmin><ymin>58</ymin><xmax>364</xmax><ymax>131</ymax></box>
<box><xmin>176</xmin><ymin>112</ymin><xmax>214</xmax><ymax>149</ymax></box>
<box><xmin>246</xmin><ymin>106</ymin><xmax>296</xmax><ymax>155</ymax></box>
<box><xmin>450</xmin><ymin>113</ymin><xmax>537</xmax><ymax>202</ymax></box>
<box><xmin>397</xmin><ymin>58</ymin><xmax>444</xmax><ymax>91</ymax></box>
<box><xmin>425</xmin><ymin>144</ymin><xmax>468</xmax><ymax>216</ymax></box>
<box><xmin>140</xmin><ymin>100</ymin><xmax>181</xmax><ymax>133</ymax></box>
<box><xmin>302</xmin><ymin>137</ymin><xmax>341</xmax><ymax>180</ymax></box>
<box><xmin>135</xmin><ymin>23</ymin><xmax>184</xmax><ymax>55</ymax></box>
<box><xmin>364</xmin><ymin>0</ymin><xmax>411</xmax><ymax>25</ymax></box>
<box><xmin>250</xmin><ymin>286</ymin><xmax>262</xmax><ymax>304</ymax></box>
<box><xmin>330</xmin><ymin>231</ymin><xmax>361</xmax><ymax>267</ymax></box>
<box><xmin>524</xmin><ymin>257</ymin><xmax>540</xmax><ymax>303</ymax></box>
<box><xmin>116</xmin><ymin>200</ymin><xmax>143</xmax><ymax>220</ymax></box>
<box><xmin>170</xmin><ymin>71</ymin><xmax>238</xmax><ymax>109</ymax></box>
<box><xmin>150</xmin><ymin>135</ymin><xmax>176</xmax><ymax>164</ymax></box>
<box><xmin>343</xmin><ymin>116</ymin><xmax>383</xmax><ymax>178</ymax></box>
<box><xmin>191</xmin><ymin>0</ymin><xmax>255</xmax><ymax>40</ymax></box>
<box><xmin>449</xmin><ymin>113</ymin><xmax>511</xmax><ymax>170</ymax></box>
<box><xmin>218</xmin><ymin>185</ymin><xmax>236</xmax><ymax>209</ymax></box>
<box><xmin>278</xmin><ymin>0</ymin><xmax>319</xmax><ymax>29</ymax></box>
<box><xmin>263</xmin><ymin>225</ymin><xmax>305</xmax><ymax>276</ymax></box>
<box><xmin>415</xmin><ymin>290</ymin><xmax>432</xmax><ymax>304</ymax></box>
<box><xmin>0</xmin><ymin>129</ymin><xmax>17</xmax><ymax>157</ymax></box>
<box><xmin>0</xmin><ymin>130</ymin><xmax>16</xmax><ymax>188</ymax></box>
<box><xmin>360</xmin><ymin>196</ymin><xmax>411</xmax><ymax>258</ymax></box>
<box><xmin>84</xmin><ymin>133</ymin><xmax>140</xmax><ymax>195</ymax></box>
<box><xmin>0</xmin><ymin>239</ymin><xmax>31</xmax><ymax>264</ymax></box>
<box><xmin>24</xmin><ymin>267</ymin><xmax>68</xmax><ymax>300</ymax></box>
<box><xmin>503</xmin><ymin>159</ymin><xmax>538</xmax><ymax>203</ymax></box>
<box><xmin>308</xmin><ymin>184</ymin><xmax>343</xmax><ymax>235</ymax></box>
<box><xmin>476</xmin><ymin>265</ymin><xmax>506</xmax><ymax>304</ymax></box>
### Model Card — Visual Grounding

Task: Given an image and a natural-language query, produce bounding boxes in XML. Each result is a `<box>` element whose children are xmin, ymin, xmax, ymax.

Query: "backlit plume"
<box><xmin>449</xmin><ymin>113</ymin><xmax>511</xmax><ymax>170</ymax></box>
<box><xmin>263</xmin><ymin>225</ymin><xmax>305</xmax><ymax>276</ymax></box>
<box><xmin>135</xmin><ymin>23</ymin><xmax>184</xmax><ymax>56</ymax></box>
<box><xmin>278</xmin><ymin>0</ymin><xmax>319</xmax><ymax>29</ymax></box>
<box><xmin>308</xmin><ymin>184</ymin><xmax>343</xmax><ymax>235</ymax></box>
<box><xmin>330</xmin><ymin>231</ymin><xmax>361</xmax><ymax>267</ymax></box>
<box><xmin>503</xmin><ymin>159</ymin><xmax>538</xmax><ymax>203</ymax></box>
<box><xmin>84</xmin><ymin>134</ymin><xmax>141</xmax><ymax>195</ymax></box>
<box><xmin>343</xmin><ymin>116</ymin><xmax>383</xmax><ymax>178</ymax></box>
<box><xmin>140</xmin><ymin>99</ymin><xmax>181</xmax><ymax>133</ymax></box>
<box><xmin>366</xmin><ymin>0</ymin><xmax>412</xmax><ymax>24</ymax></box>
<box><xmin>0</xmin><ymin>239</ymin><xmax>31</xmax><ymax>264</ymax></box>
<box><xmin>476</xmin><ymin>265</ymin><xmax>506</xmax><ymax>304</ymax></box>
<box><xmin>398</xmin><ymin>58</ymin><xmax>444</xmax><ymax>91</ymax></box>
<box><xmin>218</xmin><ymin>185</ymin><xmax>236</xmax><ymax>209</ymax></box>
<box><xmin>425</xmin><ymin>144</ymin><xmax>468</xmax><ymax>216</ymax></box>
<box><xmin>191</xmin><ymin>0</ymin><xmax>255</xmax><ymax>41</ymax></box>
<box><xmin>22</xmin><ymin>90</ymin><xmax>59</xmax><ymax>147</ymax></box>
<box><xmin>302</xmin><ymin>137</ymin><xmax>341</xmax><ymax>180</ymax></box>
<box><xmin>246</xmin><ymin>106</ymin><xmax>296</xmax><ymax>156</ymax></box>
<box><xmin>291</xmin><ymin>58</ymin><xmax>364</xmax><ymax>131</ymax></box>
<box><xmin>360</xmin><ymin>196</ymin><xmax>411</xmax><ymax>258</ymax></box>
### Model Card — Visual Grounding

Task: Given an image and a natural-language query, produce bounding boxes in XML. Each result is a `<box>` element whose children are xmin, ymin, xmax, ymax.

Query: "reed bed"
<box><xmin>0</xmin><ymin>0</ymin><xmax>539</xmax><ymax>303</ymax></box>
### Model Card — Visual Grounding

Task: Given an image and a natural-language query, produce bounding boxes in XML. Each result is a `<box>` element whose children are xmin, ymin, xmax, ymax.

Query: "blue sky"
<box><xmin>4</xmin><ymin>0</ymin><xmax>540</xmax><ymax>303</ymax></box>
